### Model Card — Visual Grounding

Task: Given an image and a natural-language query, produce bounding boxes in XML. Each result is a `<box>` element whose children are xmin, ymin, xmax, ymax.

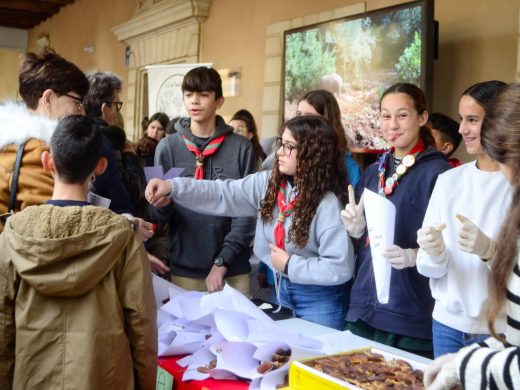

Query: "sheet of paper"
<box><xmin>144</xmin><ymin>166</ymin><xmax>163</xmax><ymax>183</ymax></box>
<box><xmin>181</xmin><ymin>347</ymin><xmax>216</xmax><ymax>381</ymax></box>
<box><xmin>363</xmin><ymin>188</ymin><xmax>395</xmax><ymax>303</ymax></box>
<box><xmin>144</xmin><ymin>166</ymin><xmax>185</xmax><ymax>182</ymax></box>
<box><xmin>87</xmin><ymin>191</ymin><xmax>111</xmax><ymax>208</ymax></box>
<box><xmin>246</xmin><ymin>317</ymin><xmax>323</xmax><ymax>350</ymax></box>
<box><xmin>152</xmin><ymin>273</ymin><xmax>186</xmax><ymax>307</ymax></box>
<box><xmin>164</xmin><ymin>167</ymin><xmax>185</xmax><ymax>180</ymax></box>
<box><xmin>209</xmin><ymin>340</ymin><xmax>260</xmax><ymax>379</ymax></box>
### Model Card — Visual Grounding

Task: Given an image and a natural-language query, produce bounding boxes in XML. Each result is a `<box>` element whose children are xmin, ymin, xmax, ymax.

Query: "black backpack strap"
<box><xmin>9</xmin><ymin>141</ymin><xmax>28</xmax><ymax>212</ymax></box>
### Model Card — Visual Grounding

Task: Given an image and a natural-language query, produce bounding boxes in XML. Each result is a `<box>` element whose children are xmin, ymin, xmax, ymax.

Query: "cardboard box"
<box><xmin>289</xmin><ymin>348</ymin><xmax>426</xmax><ymax>390</ymax></box>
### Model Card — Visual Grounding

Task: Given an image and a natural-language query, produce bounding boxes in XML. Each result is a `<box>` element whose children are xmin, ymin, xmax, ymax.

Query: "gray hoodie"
<box><xmin>149</xmin><ymin>116</ymin><xmax>257</xmax><ymax>278</ymax></box>
<box><xmin>169</xmin><ymin>171</ymin><xmax>354</xmax><ymax>286</ymax></box>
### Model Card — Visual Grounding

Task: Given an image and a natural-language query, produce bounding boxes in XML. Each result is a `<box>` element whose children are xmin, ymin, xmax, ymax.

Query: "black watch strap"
<box><xmin>214</xmin><ymin>257</ymin><xmax>229</xmax><ymax>268</ymax></box>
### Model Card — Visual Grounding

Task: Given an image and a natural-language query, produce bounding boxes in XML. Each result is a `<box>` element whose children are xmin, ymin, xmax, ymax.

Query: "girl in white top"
<box><xmin>416</xmin><ymin>80</ymin><xmax>511</xmax><ymax>358</ymax></box>
<box><xmin>423</xmin><ymin>82</ymin><xmax>520</xmax><ymax>390</ymax></box>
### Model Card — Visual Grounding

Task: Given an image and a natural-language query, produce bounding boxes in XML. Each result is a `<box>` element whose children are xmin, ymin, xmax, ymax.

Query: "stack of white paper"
<box><xmin>154</xmin><ymin>276</ymin><xmax>323</xmax><ymax>389</ymax></box>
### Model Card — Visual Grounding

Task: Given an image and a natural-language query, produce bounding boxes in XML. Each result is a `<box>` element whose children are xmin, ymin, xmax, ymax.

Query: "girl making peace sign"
<box><xmin>342</xmin><ymin>83</ymin><xmax>450</xmax><ymax>357</ymax></box>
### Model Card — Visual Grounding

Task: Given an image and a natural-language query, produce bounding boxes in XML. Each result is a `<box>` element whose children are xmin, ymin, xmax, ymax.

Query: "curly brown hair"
<box><xmin>259</xmin><ymin>116</ymin><xmax>348</xmax><ymax>247</ymax></box>
<box><xmin>480</xmin><ymin>83</ymin><xmax>520</xmax><ymax>340</ymax></box>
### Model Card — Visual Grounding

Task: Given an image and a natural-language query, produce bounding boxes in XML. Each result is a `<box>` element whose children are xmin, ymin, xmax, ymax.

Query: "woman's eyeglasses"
<box><xmin>64</xmin><ymin>93</ymin><xmax>84</xmax><ymax>110</ymax></box>
<box><xmin>106</xmin><ymin>101</ymin><xmax>123</xmax><ymax>111</ymax></box>
<box><xmin>234</xmin><ymin>125</ymin><xmax>248</xmax><ymax>135</ymax></box>
<box><xmin>275</xmin><ymin>137</ymin><xmax>298</xmax><ymax>156</ymax></box>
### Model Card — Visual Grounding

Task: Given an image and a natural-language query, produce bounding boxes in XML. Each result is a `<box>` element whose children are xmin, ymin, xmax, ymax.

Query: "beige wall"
<box><xmin>26</xmin><ymin>0</ymin><xmax>140</xmax><ymax>119</ymax></box>
<box><xmin>201</xmin><ymin>0</ymin><xmax>519</xmax><ymax>162</ymax></box>
<box><xmin>0</xmin><ymin>0</ymin><xmax>517</xmax><ymax>162</ymax></box>
<box><xmin>200</xmin><ymin>0</ymin><xmax>355</xmax><ymax>123</ymax></box>
<box><xmin>0</xmin><ymin>49</ymin><xmax>22</xmax><ymax>101</ymax></box>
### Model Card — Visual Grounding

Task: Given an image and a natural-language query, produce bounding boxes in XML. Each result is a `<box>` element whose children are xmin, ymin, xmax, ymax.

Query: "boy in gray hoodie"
<box><xmin>149</xmin><ymin>67</ymin><xmax>256</xmax><ymax>295</ymax></box>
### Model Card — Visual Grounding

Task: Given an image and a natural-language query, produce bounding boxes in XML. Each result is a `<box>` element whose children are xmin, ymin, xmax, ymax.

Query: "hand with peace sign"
<box><xmin>340</xmin><ymin>185</ymin><xmax>366</xmax><ymax>238</ymax></box>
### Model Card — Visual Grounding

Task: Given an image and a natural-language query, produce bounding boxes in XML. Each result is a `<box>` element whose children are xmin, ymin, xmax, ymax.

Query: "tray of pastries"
<box><xmin>289</xmin><ymin>348</ymin><xmax>426</xmax><ymax>389</ymax></box>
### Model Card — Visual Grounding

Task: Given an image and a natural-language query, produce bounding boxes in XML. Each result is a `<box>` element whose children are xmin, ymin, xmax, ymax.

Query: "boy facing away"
<box><xmin>0</xmin><ymin>115</ymin><xmax>157</xmax><ymax>390</ymax></box>
<box><xmin>429</xmin><ymin>112</ymin><xmax>462</xmax><ymax>168</ymax></box>
<box><xmin>149</xmin><ymin>66</ymin><xmax>256</xmax><ymax>295</ymax></box>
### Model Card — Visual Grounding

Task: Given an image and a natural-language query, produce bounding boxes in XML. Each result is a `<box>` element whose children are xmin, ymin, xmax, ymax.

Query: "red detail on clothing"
<box><xmin>379</xmin><ymin>139</ymin><xmax>427</xmax><ymax>194</ymax></box>
<box><xmin>274</xmin><ymin>181</ymin><xmax>298</xmax><ymax>250</ymax></box>
<box><xmin>448</xmin><ymin>158</ymin><xmax>462</xmax><ymax>168</ymax></box>
<box><xmin>181</xmin><ymin>134</ymin><xmax>226</xmax><ymax>180</ymax></box>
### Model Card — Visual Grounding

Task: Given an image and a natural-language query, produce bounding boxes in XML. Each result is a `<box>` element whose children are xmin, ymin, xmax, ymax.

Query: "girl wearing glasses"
<box><xmin>145</xmin><ymin>115</ymin><xmax>354</xmax><ymax>330</ymax></box>
<box><xmin>342</xmin><ymin>83</ymin><xmax>450</xmax><ymax>357</ymax></box>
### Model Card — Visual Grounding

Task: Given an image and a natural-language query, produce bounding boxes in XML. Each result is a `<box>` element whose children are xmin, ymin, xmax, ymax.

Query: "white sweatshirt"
<box><xmin>416</xmin><ymin>161</ymin><xmax>511</xmax><ymax>334</ymax></box>
<box><xmin>455</xmin><ymin>246</ymin><xmax>520</xmax><ymax>389</ymax></box>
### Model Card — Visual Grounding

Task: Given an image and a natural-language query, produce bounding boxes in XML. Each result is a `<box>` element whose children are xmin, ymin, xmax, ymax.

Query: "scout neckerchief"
<box><xmin>181</xmin><ymin>134</ymin><xmax>226</xmax><ymax>180</ymax></box>
<box><xmin>377</xmin><ymin>139</ymin><xmax>425</xmax><ymax>196</ymax></box>
<box><xmin>274</xmin><ymin>181</ymin><xmax>299</xmax><ymax>249</ymax></box>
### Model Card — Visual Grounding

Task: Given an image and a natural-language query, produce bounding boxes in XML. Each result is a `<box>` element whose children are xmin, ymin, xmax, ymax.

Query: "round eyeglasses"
<box><xmin>275</xmin><ymin>137</ymin><xmax>298</xmax><ymax>156</ymax></box>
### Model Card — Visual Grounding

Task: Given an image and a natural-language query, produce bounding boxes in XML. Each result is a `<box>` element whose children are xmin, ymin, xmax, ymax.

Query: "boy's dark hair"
<box><xmin>102</xmin><ymin>125</ymin><xmax>127</xmax><ymax>152</ymax></box>
<box><xmin>182</xmin><ymin>67</ymin><xmax>223</xmax><ymax>99</ymax></box>
<box><xmin>84</xmin><ymin>71</ymin><xmax>122</xmax><ymax>118</ymax></box>
<box><xmin>50</xmin><ymin>115</ymin><xmax>103</xmax><ymax>184</ymax></box>
<box><xmin>18</xmin><ymin>48</ymin><xmax>89</xmax><ymax>110</ymax></box>
<box><xmin>429</xmin><ymin>112</ymin><xmax>462</xmax><ymax>157</ymax></box>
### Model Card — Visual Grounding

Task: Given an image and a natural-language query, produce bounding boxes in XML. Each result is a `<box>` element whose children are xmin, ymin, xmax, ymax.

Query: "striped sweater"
<box><xmin>456</xmin><ymin>251</ymin><xmax>520</xmax><ymax>389</ymax></box>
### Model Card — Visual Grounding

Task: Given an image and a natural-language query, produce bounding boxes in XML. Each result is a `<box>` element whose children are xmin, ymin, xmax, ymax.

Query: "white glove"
<box><xmin>457</xmin><ymin>214</ymin><xmax>497</xmax><ymax>261</ymax></box>
<box><xmin>417</xmin><ymin>226</ymin><xmax>446</xmax><ymax>258</ymax></box>
<box><xmin>383</xmin><ymin>245</ymin><xmax>417</xmax><ymax>269</ymax></box>
<box><xmin>424</xmin><ymin>353</ymin><xmax>459</xmax><ymax>390</ymax></box>
<box><xmin>340</xmin><ymin>185</ymin><xmax>366</xmax><ymax>238</ymax></box>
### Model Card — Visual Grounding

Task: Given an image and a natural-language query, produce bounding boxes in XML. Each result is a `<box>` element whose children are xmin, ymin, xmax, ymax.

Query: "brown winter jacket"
<box><xmin>0</xmin><ymin>205</ymin><xmax>158</xmax><ymax>389</ymax></box>
<box><xmin>0</xmin><ymin>103</ymin><xmax>57</xmax><ymax>232</ymax></box>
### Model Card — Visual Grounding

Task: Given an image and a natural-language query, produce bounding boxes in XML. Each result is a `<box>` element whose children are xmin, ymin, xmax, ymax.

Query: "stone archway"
<box><xmin>112</xmin><ymin>0</ymin><xmax>212</xmax><ymax>140</ymax></box>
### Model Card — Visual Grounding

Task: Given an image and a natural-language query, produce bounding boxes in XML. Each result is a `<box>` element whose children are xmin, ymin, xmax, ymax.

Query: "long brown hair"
<box><xmin>380</xmin><ymin>83</ymin><xmax>435</xmax><ymax>147</ymax></box>
<box><xmin>481</xmin><ymin>83</ymin><xmax>520</xmax><ymax>339</ymax></box>
<box><xmin>259</xmin><ymin>116</ymin><xmax>348</xmax><ymax>247</ymax></box>
<box><xmin>298</xmin><ymin>90</ymin><xmax>348</xmax><ymax>154</ymax></box>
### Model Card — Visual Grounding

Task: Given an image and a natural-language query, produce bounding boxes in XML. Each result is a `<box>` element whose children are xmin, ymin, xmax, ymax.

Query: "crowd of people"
<box><xmin>0</xmin><ymin>47</ymin><xmax>519</xmax><ymax>390</ymax></box>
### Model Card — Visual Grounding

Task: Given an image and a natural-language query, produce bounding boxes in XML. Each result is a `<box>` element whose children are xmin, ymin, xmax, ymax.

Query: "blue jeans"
<box><xmin>278</xmin><ymin>277</ymin><xmax>348</xmax><ymax>330</ymax></box>
<box><xmin>432</xmin><ymin>319</ymin><xmax>489</xmax><ymax>358</ymax></box>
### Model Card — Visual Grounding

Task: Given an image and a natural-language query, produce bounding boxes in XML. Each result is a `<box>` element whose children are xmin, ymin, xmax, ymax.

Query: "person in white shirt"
<box><xmin>423</xmin><ymin>82</ymin><xmax>520</xmax><ymax>390</ymax></box>
<box><xmin>416</xmin><ymin>80</ymin><xmax>511</xmax><ymax>358</ymax></box>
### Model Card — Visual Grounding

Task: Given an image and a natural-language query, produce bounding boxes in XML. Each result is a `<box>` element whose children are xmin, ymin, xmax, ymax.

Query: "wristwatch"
<box><xmin>214</xmin><ymin>257</ymin><xmax>229</xmax><ymax>268</ymax></box>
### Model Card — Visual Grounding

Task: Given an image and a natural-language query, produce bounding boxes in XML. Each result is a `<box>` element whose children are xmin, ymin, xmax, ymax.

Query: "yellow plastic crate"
<box><xmin>289</xmin><ymin>347</ymin><xmax>426</xmax><ymax>390</ymax></box>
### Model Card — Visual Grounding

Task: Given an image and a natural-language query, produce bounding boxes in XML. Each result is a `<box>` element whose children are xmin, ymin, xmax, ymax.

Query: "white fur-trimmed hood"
<box><xmin>0</xmin><ymin>101</ymin><xmax>57</xmax><ymax>150</ymax></box>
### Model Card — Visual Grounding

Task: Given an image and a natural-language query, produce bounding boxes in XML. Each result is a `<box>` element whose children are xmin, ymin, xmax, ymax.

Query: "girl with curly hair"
<box><xmin>145</xmin><ymin>115</ymin><xmax>354</xmax><ymax>329</ymax></box>
<box><xmin>342</xmin><ymin>83</ymin><xmax>450</xmax><ymax>357</ymax></box>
